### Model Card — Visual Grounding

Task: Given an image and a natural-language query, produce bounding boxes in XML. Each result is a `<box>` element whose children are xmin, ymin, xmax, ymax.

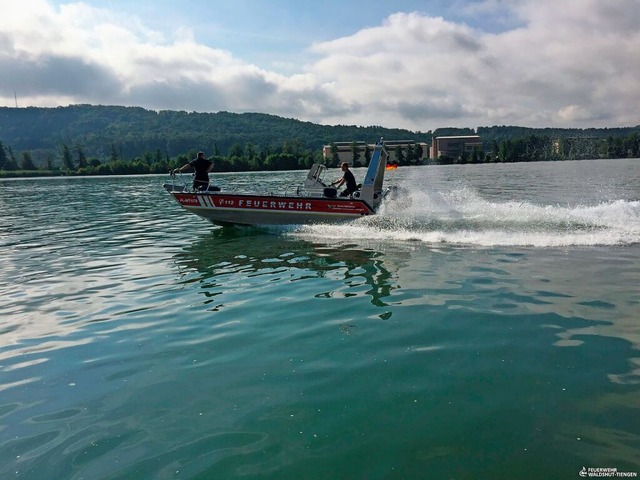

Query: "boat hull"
<box><xmin>167</xmin><ymin>190</ymin><xmax>375</xmax><ymax>226</ymax></box>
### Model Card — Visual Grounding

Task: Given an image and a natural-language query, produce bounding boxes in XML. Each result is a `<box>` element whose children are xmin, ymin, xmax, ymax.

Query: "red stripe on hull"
<box><xmin>174</xmin><ymin>193</ymin><xmax>372</xmax><ymax>216</ymax></box>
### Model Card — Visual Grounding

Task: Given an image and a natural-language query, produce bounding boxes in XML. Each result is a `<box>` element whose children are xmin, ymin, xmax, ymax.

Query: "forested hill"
<box><xmin>1</xmin><ymin>104</ymin><xmax>638</xmax><ymax>164</ymax></box>
<box><xmin>0</xmin><ymin>105</ymin><xmax>426</xmax><ymax>161</ymax></box>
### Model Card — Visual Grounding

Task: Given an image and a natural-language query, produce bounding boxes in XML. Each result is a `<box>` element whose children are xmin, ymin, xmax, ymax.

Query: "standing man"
<box><xmin>331</xmin><ymin>162</ymin><xmax>358</xmax><ymax>197</ymax></box>
<box><xmin>173</xmin><ymin>151</ymin><xmax>214</xmax><ymax>191</ymax></box>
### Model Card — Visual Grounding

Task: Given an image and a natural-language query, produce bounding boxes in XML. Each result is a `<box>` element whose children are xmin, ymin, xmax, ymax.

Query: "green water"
<box><xmin>1</xmin><ymin>160</ymin><xmax>639</xmax><ymax>479</ymax></box>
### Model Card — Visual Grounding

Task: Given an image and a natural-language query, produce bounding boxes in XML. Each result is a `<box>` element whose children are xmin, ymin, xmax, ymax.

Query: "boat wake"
<box><xmin>290</xmin><ymin>186</ymin><xmax>640</xmax><ymax>247</ymax></box>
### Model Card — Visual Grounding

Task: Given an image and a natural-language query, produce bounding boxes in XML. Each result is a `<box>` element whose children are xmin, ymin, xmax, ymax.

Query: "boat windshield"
<box><xmin>304</xmin><ymin>164</ymin><xmax>329</xmax><ymax>189</ymax></box>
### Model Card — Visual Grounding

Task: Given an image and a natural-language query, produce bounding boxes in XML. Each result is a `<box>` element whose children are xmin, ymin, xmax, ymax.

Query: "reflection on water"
<box><xmin>174</xmin><ymin>228</ymin><xmax>406</xmax><ymax>311</ymax></box>
<box><xmin>172</xmin><ymin>227</ymin><xmax>640</xmax><ymax>386</ymax></box>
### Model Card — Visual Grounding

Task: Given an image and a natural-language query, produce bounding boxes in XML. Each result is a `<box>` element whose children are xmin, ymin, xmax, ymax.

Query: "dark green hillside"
<box><xmin>0</xmin><ymin>105</ymin><xmax>428</xmax><ymax>162</ymax></box>
<box><xmin>477</xmin><ymin>125</ymin><xmax>640</xmax><ymax>143</ymax></box>
<box><xmin>1</xmin><ymin>105</ymin><xmax>639</xmax><ymax>176</ymax></box>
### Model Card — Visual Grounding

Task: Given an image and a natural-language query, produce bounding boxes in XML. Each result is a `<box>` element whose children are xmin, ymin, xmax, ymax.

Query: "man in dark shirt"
<box><xmin>173</xmin><ymin>151</ymin><xmax>214</xmax><ymax>191</ymax></box>
<box><xmin>331</xmin><ymin>162</ymin><xmax>358</xmax><ymax>197</ymax></box>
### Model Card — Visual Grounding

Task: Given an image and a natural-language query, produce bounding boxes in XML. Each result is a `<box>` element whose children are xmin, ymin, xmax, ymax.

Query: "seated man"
<box><xmin>331</xmin><ymin>162</ymin><xmax>358</xmax><ymax>197</ymax></box>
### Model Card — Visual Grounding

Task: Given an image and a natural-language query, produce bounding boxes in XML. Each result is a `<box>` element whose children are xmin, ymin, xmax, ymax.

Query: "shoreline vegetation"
<box><xmin>1</xmin><ymin>105</ymin><xmax>639</xmax><ymax>178</ymax></box>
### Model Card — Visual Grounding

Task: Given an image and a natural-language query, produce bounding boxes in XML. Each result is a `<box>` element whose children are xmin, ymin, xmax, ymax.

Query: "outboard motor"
<box><xmin>384</xmin><ymin>186</ymin><xmax>412</xmax><ymax>207</ymax></box>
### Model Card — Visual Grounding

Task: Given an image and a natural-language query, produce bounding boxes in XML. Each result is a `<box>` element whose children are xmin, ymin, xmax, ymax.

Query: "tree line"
<box><xmin>1</xmin><ymin>105</ymin><xmax>639</xmax><ymax>177</ymax></box>
<box><xmin>0</xmin><ymin>139</ymin><xmax>330</xmax><ymax>177</ymax></box>
<box><xmin>2</xmin><ymin>132</ymin><xmax>638</xmax><ymax>177</ymax></box>
<box><xmin>429</xmin><ymin>133</ymin><xmax>640</xmax><ymax>165</ymax></box>
<box><xmin>0</xmin><ymin>105</ymin><xmax>422</xmax><ymax>163</ymax></box>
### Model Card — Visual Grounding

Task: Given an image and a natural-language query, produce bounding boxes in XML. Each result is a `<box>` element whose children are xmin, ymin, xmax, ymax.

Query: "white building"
<box><xmin>430</xmin><ymin>135</ymin><xmax>483</xmax><ymax>159</ymax></box>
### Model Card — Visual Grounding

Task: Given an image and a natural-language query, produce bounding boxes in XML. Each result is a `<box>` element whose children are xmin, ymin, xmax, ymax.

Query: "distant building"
<box><xmin>430</xmin><ymin>135</ymin><xmax>483</xmax><ymax>159</ymax></box>
<box><xmin>323</xmin><ymin>140</ymin><xmax>429</xmax><ymax>164</ymax></box>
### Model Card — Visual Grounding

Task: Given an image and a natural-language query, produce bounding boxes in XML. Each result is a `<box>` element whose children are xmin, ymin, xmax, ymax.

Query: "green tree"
<box><xmin>142</xmin><ymin>152</ymin><xmax>154</xmax><ymax>165</ymax></box>
<box><xmin>20</xmin><ymin>151</ymin><xmax>36</xmax><ymax>170</ymax></box>
<box><xmin>62</xmin><ymin>144</ymin><xmax>74</xmax><ymax>170</ymax></box>
<box><xmin>415</xmin><ymin>143</ymin><xmax>424</xmax><ymax>163</ymax></box>
<box><xmin>110</xmin><ymin>142</ymin><xmax>118</xmax><ymax>163</ymax></box>
<box><xmin>364</xmin><ymin>144</ymin><xmax>372</xmax><ymax>164</ymax></box>
<box><xmin>45</xmin><ymin>154</ymin><xmax>55</xmax><ymax>170</ymax></box>
<box><xmin>350</xmin><ymin>141</ymin><xmax>361</xmax><ymax>165</ymax></box>
<box><xmin>499</xmin><ymin>139</ymin><xmax>516</xmax><ymax>162</ymax></box>
<box><xmin>394</xmin><ymin>145</ymin><xmax>405</xmax><ymax>165</ymax></box>
<box><xmin>298</xmin><ymin>151</ymin><xmax>316</xmax><ymax>169</ymax></box>
<box><xmin>330</xmin><ymin>143</ymin><xmax>340</xmax><ymax>167</ymax></box>
<box><xmin>629</xmin><ymin>133</ymin><xmax>640</xmax><ymax>158</ymax></box>
<box><xmin>406</xmin><ymin>144</ymin><xmax>418</xmax><ymax>164</ymax></box>
<box><xmin>3</xmin><ymin>146</ymin><xmax>18</xmax><ymax>170</ymax></box>
<box><xmin>491</xmin><ymin>140</ymin><xmax>499</xmax><ymax>162</ymax></box>
<box><xmin>76</xmin><ymin>144</ymin><xmax>88</xmax><ymax>168</ymax></box>
<box><xmin>457</xmin><ymin>148</ymin><xmax>469</xmax><ymax>164</ymax></box>
<box><xmin>259</xmin><ymin>145</ymin><xmax>271</xmax><ymax>164</ymax></box>
<box><xmin>229</xmin><ymin>143</ymin><xmax>244</xmax><ymax>158</ymax></box>
<box><xmin>264</xmin><ymin>153</ymin><xmax>298</xmax><ymax>170</ymax></box>
<box><xmin>0</xmin><ymin>141</ymin><xmax>7</xmax><ymax>170</ymax></box>
<box><xmin>245</xmin><ymin>143</ymin><xmax>256</xmax><ymax>163</ymax></box>
<box><xmin>154</xmin><ymin>149</ymin><xmax>163</xmax><ymax>164</ymax></box>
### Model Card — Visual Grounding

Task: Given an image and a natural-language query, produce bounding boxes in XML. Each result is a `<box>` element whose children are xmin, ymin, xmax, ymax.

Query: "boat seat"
<box><xmin>323</xmin><ymin>187</ymin><xmax>338</xmax><ymax>198</ymax></box>
<box><xmin>343</xmin><ymin>184</ymin><xmax>362</xmax><ymax>197</ymax></box>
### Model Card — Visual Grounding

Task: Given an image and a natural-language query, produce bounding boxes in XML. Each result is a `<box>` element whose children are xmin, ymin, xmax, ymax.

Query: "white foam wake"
<box><xmin>291</xmin><ymin>187</ymin><xmax>640</xmax><ymax>247</ymax></box>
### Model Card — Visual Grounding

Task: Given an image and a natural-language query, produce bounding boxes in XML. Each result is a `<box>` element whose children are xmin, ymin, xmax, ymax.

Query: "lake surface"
<box><xmin>1</xmin><ymin>159</ymin><xmax>639</xmax><ymax>479</ymax></box>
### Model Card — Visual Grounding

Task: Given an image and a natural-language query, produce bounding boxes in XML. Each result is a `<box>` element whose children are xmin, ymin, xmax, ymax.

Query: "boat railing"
<box><xmin>168</xmin><ymin>171</ymin><xmax>190</xmax><ymax>192</ymax></box>
<box><xmin>167</xmin><ymin>172</ymin><xmax>224</xmax><ymax>193</ymax></box>
<box><xmin>167</xmin><ymin>171</ymin><xmax>330</xmax><ymax>198</ymax></box>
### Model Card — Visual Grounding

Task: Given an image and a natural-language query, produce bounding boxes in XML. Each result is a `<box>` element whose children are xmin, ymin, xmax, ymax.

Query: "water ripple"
<box><xmin>1</xmin><ymin>171</ymin><xmax>640</xmax><ymax>478</ymax></box>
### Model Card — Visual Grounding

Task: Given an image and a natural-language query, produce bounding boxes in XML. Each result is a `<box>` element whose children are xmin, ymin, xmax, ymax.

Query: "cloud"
<box><xmin>0</xmin><ymin>52</ymin><xmax>120</xmax><ymax>97</ymax></box>
<box><xmin>307</xmin><ymin>2</ymin><xmax>640</xmax><ymax>129</ymax></box>
<box><xmin>1</xmin><ymin>0</ymin><xmax>638</xmax><ymax>131</ymax></box>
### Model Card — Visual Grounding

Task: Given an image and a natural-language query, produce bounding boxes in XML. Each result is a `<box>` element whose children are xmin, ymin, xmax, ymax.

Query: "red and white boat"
<box><xmin>164</xmin><ymin>140</ymin><xmax>398</xmax><ymax>227</ymax></box>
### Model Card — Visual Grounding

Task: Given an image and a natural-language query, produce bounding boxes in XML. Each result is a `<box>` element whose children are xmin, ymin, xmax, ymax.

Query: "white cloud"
<box><xmin>0</xmin><ymin>0</ymin><xmax>638</xmax><ymax>131</ymax></box>
<box><xmin>557</xmin><ymin>105</ymin><xmax>597</xmax><ymax>123</ymax></box>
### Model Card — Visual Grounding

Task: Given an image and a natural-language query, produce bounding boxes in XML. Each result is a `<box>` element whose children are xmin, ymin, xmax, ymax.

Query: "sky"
<box><xmin>1</xmin><ymin>0</ymin><xmax>639</xmax><ymax>132</ymax></box>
